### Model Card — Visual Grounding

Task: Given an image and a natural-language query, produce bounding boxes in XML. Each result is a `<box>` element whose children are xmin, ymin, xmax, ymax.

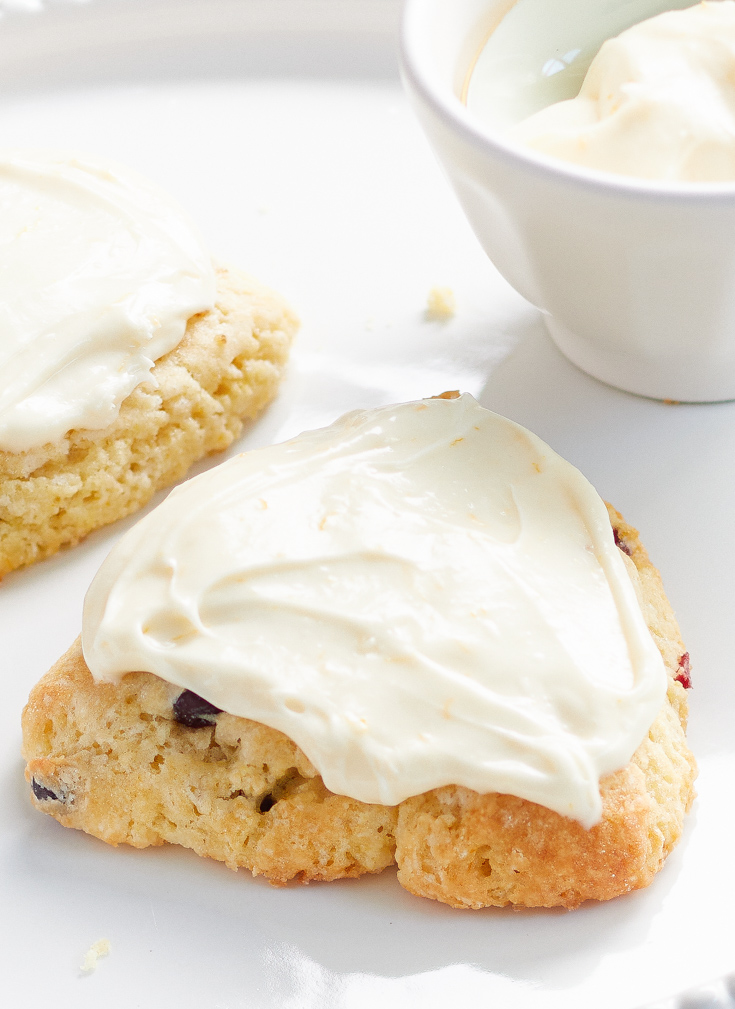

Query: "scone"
<box><xmin>0</xmin><ymin>152</ymin><xmax>297</xmax><ymax>577</ymax></box>
<box><xmin>21</xmin><ymin>397</ymin><xmax>697</xmax><ymax>909</ymax></box>
<box><xmin>0</xmin><ymin>265</ymin><xmax>295</xmax><ymax>577</ymax></box>
<box><xmin>395</xmin><ymin>506</ymin><xmax>695</xmax><ymax>909</ymax></box>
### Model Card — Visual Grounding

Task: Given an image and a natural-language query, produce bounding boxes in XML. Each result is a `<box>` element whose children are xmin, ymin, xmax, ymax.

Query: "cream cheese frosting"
<box><xmin>509</xmin><ymin>1</ymin><xmax>735</xmax><ymax>181</ymax></box>
<box><xmin>0</xmin><ymin>151</ymin><xmax>216</xmax><ymax>453</ymax></box>
<box><xmin>82</xmin><ymin>396</ymin><xmax>667</xmax><ymax>828</ymax></box>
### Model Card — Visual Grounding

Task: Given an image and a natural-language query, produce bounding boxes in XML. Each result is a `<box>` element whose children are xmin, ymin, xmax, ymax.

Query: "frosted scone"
<box><xmin>22</xmin><ymin>396</ymin><xmax>696</xmax><ymax>909</ymax></box>
<box><xmin>0</xmin><ymin>151</ymin><xmax>296</xmax><ymax>577</ymax></box>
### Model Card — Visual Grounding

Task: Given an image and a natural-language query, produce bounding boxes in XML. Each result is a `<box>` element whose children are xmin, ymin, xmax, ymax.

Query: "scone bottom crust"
<box><xmin>21</xmin><ymin>507</ymin><xmax>696</xmax><ymax>910</ymax></box>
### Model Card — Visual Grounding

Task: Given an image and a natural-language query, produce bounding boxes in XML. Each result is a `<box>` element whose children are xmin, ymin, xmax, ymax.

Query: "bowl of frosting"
<box><xmin>401</xmin><ymin>0</ymin><xmax>735</xmax><ymax>401</ymax></box>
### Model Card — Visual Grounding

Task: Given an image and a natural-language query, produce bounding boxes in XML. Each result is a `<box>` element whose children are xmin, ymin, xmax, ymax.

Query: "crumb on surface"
<box><xmin>425</xmin><ymin>286</ymin><xmax>456</xmax><ymax>320</ymax></box>
<box><xmin>80</xmin><ymin>938</ymin><xmax>111</xmax><ymax>974</ymax></box>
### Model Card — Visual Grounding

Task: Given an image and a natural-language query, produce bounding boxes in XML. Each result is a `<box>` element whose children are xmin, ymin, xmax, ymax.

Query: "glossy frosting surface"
<box><xmin>0</xmin><ymin>150</ymin><xmax>215</xmax><ymax>452</ymax></box>
<box><xmin>83</xmin><ymin>396</ymin><xmax>666</xmax><ymax>826</ymax></box>
<box><xmin>509</xmin><ymin>1</ymin><xmax>735</xmax><ymax>181</ymax></box>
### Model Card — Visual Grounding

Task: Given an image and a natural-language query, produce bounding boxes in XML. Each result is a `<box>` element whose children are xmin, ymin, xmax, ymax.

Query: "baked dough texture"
<box><xmin>0</xmin><ymin>265</ymin><xmax>297</xmax><ymax>578</ymax></box>
<box><xmin>21</xmin><ymin>506</ymin><xmax>696</xmax><ymax>909</ymax></box>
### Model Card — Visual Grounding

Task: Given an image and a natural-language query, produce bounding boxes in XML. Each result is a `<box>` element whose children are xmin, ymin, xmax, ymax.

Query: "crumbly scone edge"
<box><xmin>0</xmin><ymin>265</ymin><xmax>297</xmax><ymax>577</ymax></box>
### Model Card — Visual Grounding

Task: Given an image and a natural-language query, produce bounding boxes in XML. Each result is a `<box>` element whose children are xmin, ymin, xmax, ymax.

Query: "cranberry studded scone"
<box><xmin>0</xmin><ymin>152</ymin><xmax>296</xmax><ymax>578</ymax></box>
<box><xmin>22</xmin><ymin>396</ymin><xmax>696</xmax><ymax>909</ymax></box>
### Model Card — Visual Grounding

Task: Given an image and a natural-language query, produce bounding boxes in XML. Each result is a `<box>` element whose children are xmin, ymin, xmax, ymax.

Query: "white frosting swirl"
<box><xmin>0</xmin><ymin>151</ymin><xmax>216</xmax><ymax>452</ymax></box>
<box><xmin>83</xmin><ymin>396</ymin><xmax>666</xmax><ymax>827</ymax></box>
<box><xmin>510</xmin><ymin>1</ymin><xmax>735</xmax><ymax>182</ymax></box>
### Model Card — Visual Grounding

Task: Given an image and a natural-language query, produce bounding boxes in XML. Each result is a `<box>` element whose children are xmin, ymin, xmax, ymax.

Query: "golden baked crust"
<box><xmin>21</xmin><ymin>508</ymin><xmax>696</xmax><ymax>908</ymax></box>
<box><xmin>0</xmin><ymin>265</ymin><xmax>297</xmax><ymax>578</ymax></box>
<box><xmin>23</xmin><ymin>640</ymin><xmax>398</xmax><ymax>883</ymax></box>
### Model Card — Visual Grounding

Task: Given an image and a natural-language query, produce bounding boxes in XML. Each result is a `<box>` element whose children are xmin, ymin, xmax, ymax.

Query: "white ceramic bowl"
<box><xmin>400</xmin><ymin>0</ymin><xmax>735</xmax><ymax>402</ymax></box>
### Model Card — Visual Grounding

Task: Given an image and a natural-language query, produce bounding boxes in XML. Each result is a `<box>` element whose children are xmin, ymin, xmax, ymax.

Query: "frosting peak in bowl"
<box><xmin>82</xmin><ymin>395</ymin><xmax>666</xmax><ymax>827</ymax></box>
<box><xmin>0</xmin><ymin>151</ymin><xmax>216</xmax><ymax>453</ymax></box>
<box><xmin>508</xmin><ymin>1</ymin><xmax>735</xmax><ymax>182</ymax></box>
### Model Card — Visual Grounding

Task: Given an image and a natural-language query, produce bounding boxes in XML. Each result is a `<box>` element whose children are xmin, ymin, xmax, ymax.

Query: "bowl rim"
<box><xmin>399</xmin><ymin>0</ymin><xmax>735</xmax><ymax>204</ymax></box>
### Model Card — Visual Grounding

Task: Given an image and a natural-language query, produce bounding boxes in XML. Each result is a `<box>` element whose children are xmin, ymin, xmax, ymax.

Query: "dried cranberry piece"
<box><xmin>31</xmin><ymin>778</ymin><xmax>60</xmax><ymax>802</ymax></box>
<box><xmin>675</xmin><ymin>652</ymin><xmax>692</xmax><ymax>689</ymax></box>
<box><xmin>613</xmin><ymin>528</ymin><xmax>632</xmax><ymax>556</ymax></box>
<box><xmin>173</xmin><ymin>690</ymin><xmax>223</xmax><ymax>728</ymax></box>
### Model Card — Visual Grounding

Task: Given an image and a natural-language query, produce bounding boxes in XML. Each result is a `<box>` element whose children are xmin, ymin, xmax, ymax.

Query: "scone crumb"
<box><xmin>80</xmin><ymin>938</ymin><xmax>111</xmax><ymax>974</ymax></box>
<box><xmin>426</xmin><ymin>286</ymin><xmax>456</xmax><ymax>320</ymax></box>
